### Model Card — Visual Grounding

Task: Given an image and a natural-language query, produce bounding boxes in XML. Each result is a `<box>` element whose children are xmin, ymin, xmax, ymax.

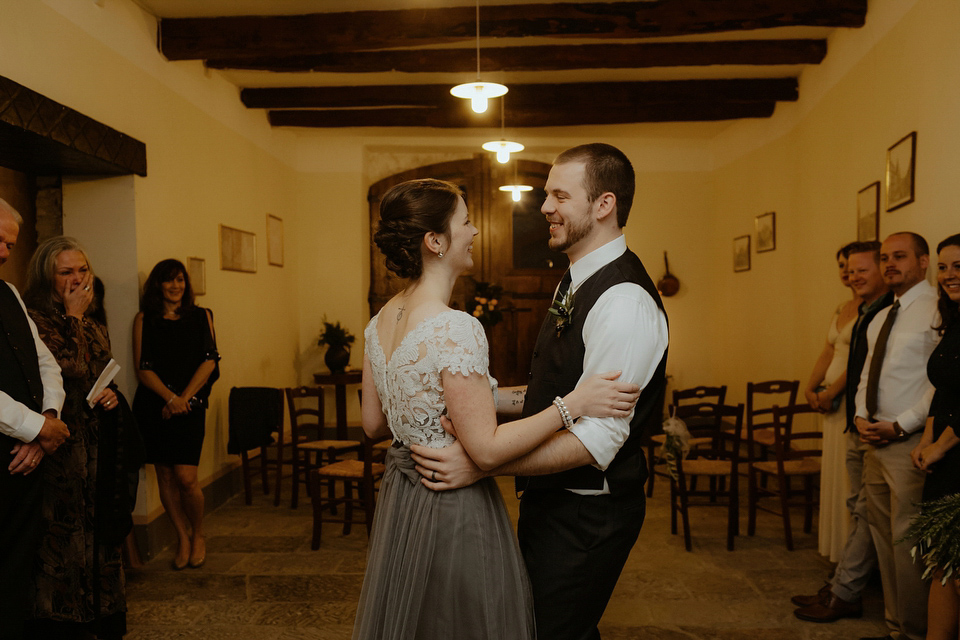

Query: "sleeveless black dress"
<box><xmin>922</xmin><ymin>321</ymin><xmax>960</xmax><ymax>501</ymax></box>
<box><xmin>133</xmin><ymin>307</ymin><xmax>219</xmax><ymax>466</ymax></box>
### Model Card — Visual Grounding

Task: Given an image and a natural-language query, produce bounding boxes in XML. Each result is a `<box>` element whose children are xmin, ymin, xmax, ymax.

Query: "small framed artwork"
<box><xmin>755</xmin><ymin>212</ymin><xmax>776</xmax><ymax>253</ymax></box>
<box><xmin>886</xmin><ymin>131</ymin><xmax>916</xmax><ymax>212</ymax></box>
<box><xmin>733</xmin><ymin>235</ymin><xmax>751</xmax><ymax>272</ymax></box>
<box><xmin>187</xmin><ymin>257</ymin><xmax>206</xmax><ymax>295</ymax></box>
<box><xmin>857</xmin><ymin>181</ymin><xmax>881</xmax><ymax>241</ymax></box>
<box><xmin>219</xmin><ymin>224</ymin><xmax>257</xmax><ymax>273</ymax></box>
<box><xmin>267</xmin><ymin>214</ymin><xmax>284</xmax><ymax>267</ymax></box>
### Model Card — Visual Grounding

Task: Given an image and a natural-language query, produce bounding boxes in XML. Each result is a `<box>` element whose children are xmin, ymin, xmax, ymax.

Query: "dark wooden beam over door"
<box><xmin>206</xmin><ymin>39</ymin><xmax>827</xmax><ymax>73</ymax></box>
<box><xmin>0</xmin><ymin>75</ymin><xmax>147</xmax><ymax>176</ymax></box>
<box><xmin>159</xmin><ymin>1</ymin><xmax>866</xmax><ymax>61</ymax></box>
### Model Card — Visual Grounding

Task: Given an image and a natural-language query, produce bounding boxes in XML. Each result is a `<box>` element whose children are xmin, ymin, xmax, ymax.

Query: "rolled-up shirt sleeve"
<box><xmin>0</xmin><ymin>283</ymin><xmax>65</xmax><ymax>442</ymax></box>
<box><xmin>568</xmin><ymin>283</ymin><xmax>668</xmax><ymax>470</ymax></box>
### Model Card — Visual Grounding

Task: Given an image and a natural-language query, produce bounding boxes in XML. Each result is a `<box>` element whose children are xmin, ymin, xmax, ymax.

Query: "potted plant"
<box><xmin>318</xmin><ymin>317</ymin><xmax>355</xmax><ymax>374</ymax></box>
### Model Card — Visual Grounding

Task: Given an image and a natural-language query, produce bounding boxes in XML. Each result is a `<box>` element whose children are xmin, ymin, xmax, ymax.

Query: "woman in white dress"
<box><xmin>354</xmin><ymin>179</ymin><xmax>640</xmax><ymax>640</ymax></box>
<box><xmin>804</xmin><ymin>243</ymin><xmax>860</xmax><ymax>562</ymax></box>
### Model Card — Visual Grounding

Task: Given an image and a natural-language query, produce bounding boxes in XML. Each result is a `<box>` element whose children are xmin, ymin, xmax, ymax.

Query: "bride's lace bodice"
<box><xmin>365</xmin><ymin>310</ymin><xmax>497</xmax><ymax>448</ymax></box>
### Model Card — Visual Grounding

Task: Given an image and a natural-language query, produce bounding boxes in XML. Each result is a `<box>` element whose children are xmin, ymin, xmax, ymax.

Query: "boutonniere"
<box><xmin>547</xmin><ymin>289</ymin><xmax>575</xmax><ymax>336</ymax></box>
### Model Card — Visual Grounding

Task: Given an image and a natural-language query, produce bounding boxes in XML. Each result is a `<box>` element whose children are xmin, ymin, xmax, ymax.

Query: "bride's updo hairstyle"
<box><xmin>374</xmin><ymin>178</ymin><xmax>463</xmax><ymax>280</ymax></box>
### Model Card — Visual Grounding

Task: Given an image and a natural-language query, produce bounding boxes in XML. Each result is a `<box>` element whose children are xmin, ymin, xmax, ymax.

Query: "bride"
<box><xmin>354</xmin><ymin>178</ymin><xmax>641</xmax><ymax>640</ymax></box>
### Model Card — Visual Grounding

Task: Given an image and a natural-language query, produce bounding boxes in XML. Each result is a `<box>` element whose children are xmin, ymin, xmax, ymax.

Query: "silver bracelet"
<box><xmin>552</xmin><ymin>396</ymin><xmax>574</xmax><ymax>430</ymax></box>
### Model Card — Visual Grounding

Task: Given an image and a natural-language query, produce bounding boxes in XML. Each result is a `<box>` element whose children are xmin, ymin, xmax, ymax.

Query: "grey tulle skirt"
<box><xmin>352</xmin><ymin>445</ymin><xmax>535</xmax><ymax>640</ymax></box>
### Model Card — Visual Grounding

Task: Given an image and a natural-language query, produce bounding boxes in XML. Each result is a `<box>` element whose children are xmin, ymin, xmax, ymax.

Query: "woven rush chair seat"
<box><xmin>297</xmin><ymin>439</ymin><xmax>362</xmax><ymax>453</ymax></box>
<box><xmin>751</xmin><ymin>458</ymin><xmax>820</xmax><ymax>476</ymax></box>
<box><xmin>316</xmin><ymin>459</ymin><xmax>386</xmax><ymax>479</ymax></box>
<box><xmin>681</xmin><ymin>458</ymin><xmax>735</xmax><ymax>476</ymax></box>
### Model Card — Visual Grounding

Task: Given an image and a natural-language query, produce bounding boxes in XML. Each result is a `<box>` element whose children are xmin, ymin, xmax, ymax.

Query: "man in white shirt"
<box><xmin>0</xmin><ymin>198</ymin><xmax>69</xmax><ymax>640</ymax></box>
<box><xmin>411</xmin><ymin>144</ymin><xmax>669</xmax><ymax>639</ymax></box>
<box><xmin>854</xmin><ymin>232</ymin><xmax>939</xmax><ymax>640</ymax></box>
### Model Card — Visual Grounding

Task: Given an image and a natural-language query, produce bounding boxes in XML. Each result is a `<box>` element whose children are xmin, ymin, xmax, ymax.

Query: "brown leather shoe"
<box><xmin>790</xmin><ymin>582</ymin><xmax>831</xmax><ymax>607</ymax></box>
<box><xmin>794</xmin><ymin>593</ymin><xmax>863</xmax><ymax>622</ymax></box>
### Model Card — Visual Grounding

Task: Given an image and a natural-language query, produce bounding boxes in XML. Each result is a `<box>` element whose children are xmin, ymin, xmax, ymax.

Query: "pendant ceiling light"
<box><xmin>450</xmin><ymin>0</ymin><xmax>507</xmax><ymax>114</ymax></box>
<box><xmin>483</xmin><ymin>98</ymin><xmax>524</xmax><ymax>164</ymax></box>
<box><xmin>500</xmin><ymin>158</ymin><xmax>533</xmax><ymax>202</ymax></box>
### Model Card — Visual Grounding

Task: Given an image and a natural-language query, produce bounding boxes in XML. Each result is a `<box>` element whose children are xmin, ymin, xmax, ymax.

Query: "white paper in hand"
<box><xmin>87</xmin><ymin>358</ymin><xmax>120</xmax><ymax>408</ymax></box>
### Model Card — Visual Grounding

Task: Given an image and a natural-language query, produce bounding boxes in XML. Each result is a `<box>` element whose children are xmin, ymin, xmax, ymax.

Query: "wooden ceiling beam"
<box><xmin>206</xmin><ymin>39</ymin><xmax>826</xmax><ymax>73</ymax></box>
<box><xmin>267</xmin><ymin>101</ymin><xmax>777</xmax><ymax>128</ymax></box>
<box><xmin>160</xmin><ymin>1</ymin><xmax>865</xmax><ymax>61</ymax></box>
<box><xmin>241</xmin><ymin>79</ymin><xmax>798</xmax><ymax>110</ymax></box>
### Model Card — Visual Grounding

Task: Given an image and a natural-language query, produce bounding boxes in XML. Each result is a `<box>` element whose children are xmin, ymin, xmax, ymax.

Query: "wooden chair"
<box><xmin>668</xmin><ymin>403</ymin><xmax>744</xmax><ymax>551</ymax></box>
<box><xmin>227</xmin><ymin>387</ymin><xmax>285</xmax><ymax>506</ymax></box>
<box><xmin>285</xmin><ymin>386</ymin><xmax>361</xmax><ymax>509</ymax></box>
<box><xmin>647</xmin><ymin>385</ymin><xmax>727</xmax><ymax>497</ymax></box>
<box><xmin>744</xmin><ymin>380</ymin><xmax>799</xmax><ymax>467</ymax></box>
<box><xmin>309</xmin><ymin>434</ymin><xmax>388</xmax><ymax>549</ymax></box>
<box><xmin>747</xmin><ymin>402</ymin><xmax>822</xmax><ymax>550</ymax></box>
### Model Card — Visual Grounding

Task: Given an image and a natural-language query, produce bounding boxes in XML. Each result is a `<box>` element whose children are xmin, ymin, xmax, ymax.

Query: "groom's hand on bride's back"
<box><xmin>410</xmin><ymin>438</ymin><xmax>486</xmax><ymax>491</ymax></box>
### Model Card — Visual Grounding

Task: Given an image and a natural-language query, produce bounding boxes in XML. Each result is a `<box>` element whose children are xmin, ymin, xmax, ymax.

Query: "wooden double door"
<box><xmin>368</xmin><ymin>155</ymin><xmax>567</xmax><ymax>386</ymax></box>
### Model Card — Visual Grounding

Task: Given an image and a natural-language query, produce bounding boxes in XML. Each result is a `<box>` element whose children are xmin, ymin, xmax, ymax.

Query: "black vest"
<box><xmin>516</xmin><ymin>248</ymin><xmax>668</xmax><ymax>496</ymax></box>
<box><xmin>0</xmin><ymin>282</ymin><xmax>44</xmax><ymax>420</ymax></box>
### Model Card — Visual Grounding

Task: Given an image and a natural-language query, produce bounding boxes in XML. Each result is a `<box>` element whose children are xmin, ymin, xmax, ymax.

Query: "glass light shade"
<box><xmin>450</xmin><ymin>81</ymin><xmax>508</xmax><ymax>114</ymax></box>
<box><xmin>499</xmin><ymin>184</ymin><xmax>533</xmax><ymax>202</ymax></box>
<box><xmin>482</xmin><ymin>139</ymin><xmax>524</xmax><ymax>164</ymax></box>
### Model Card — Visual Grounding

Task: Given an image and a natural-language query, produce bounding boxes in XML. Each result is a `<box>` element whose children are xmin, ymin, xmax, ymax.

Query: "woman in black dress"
<box><xmin>133</xmin><ymin>259</ymin><xmax>219</xmax><ymax>570</ymax></box>
<box><xmin>910</xmin><ymin>233</ymin><xmax>960</xmax><ymax>640</ymax></box>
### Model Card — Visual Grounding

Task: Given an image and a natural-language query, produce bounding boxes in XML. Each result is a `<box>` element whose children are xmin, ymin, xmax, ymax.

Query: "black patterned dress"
<box><xmin>26</xmin><ymin>309</ymin><xmax>126</xmax><ymax>635</ymax></box>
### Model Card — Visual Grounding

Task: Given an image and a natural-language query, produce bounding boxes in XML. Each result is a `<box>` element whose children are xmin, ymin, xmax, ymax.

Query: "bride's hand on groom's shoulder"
<box><xmin>410</xmin><ymin>439</ymin><xmax>485</xmax><ymax>491</ymax></box>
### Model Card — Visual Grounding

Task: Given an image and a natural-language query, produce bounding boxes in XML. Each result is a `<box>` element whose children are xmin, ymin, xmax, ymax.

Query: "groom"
<box><xmin>411</xmin><ymin>143</ymin><xmax>669</xmax><ymax>639</ymax></box>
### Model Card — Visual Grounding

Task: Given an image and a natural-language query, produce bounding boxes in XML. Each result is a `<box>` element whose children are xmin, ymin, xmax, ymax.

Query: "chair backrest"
<box><xmin>675</xmin><ymin>402</ymin><xmax>745</xmax><ymax>460</ymax></box>
<box><xmin>285</xmin><ymin>386</ymin><xmax>326</xmax><ymax>443</ymax></box>
<box><xmin>771</xmin><ymin>403</ymin><xmax>823</xmax><ymax>462</ymax></box>
<box><xmin>672</xmin><ymin>385</ymin><xmax>727</xmax><ymax>408</ymax></box>
<box><xmin>227</xmin><ymin>386</ymin><xmax>284</xmax><ymax>455</ymax></box>
<box><xmin>746</xmin><ymin>379</ymin><xmax>800</xmax><ymax>436</ymax></box>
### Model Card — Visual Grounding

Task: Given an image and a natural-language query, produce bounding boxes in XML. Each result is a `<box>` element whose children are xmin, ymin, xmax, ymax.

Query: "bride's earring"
<box><xmin>438</xmin><ymin>251</ymin><xmax>444</xmax><ymax>258</ymax></box>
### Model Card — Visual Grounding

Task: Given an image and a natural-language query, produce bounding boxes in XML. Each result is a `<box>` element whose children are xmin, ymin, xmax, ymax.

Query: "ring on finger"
<box><xmin>431</xmin><ymin>469</ymin><xmax>437</xmax><ymax>482</ymax></box>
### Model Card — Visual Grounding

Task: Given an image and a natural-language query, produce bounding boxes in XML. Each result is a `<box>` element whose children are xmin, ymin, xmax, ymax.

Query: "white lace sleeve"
<box><xmin>433</xmin><ymin>313</ymin><xmax>490</xmax><ymax>377</ymax></box>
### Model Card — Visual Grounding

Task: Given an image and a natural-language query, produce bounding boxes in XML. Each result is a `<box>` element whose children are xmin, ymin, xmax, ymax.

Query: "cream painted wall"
<box><xmin>707</xmin><ymin>0</ymin><xmax>960</xmax><ymax>404</ymax></box>
<box><xmin>1</xmin><ymin>0</ymin><xmax>305</xmax><ymax>519</ymax></box>
<box><xmin>4</xmin><ymin>0</ymin><xmax>957</xmax><ymax>526</ymax></box>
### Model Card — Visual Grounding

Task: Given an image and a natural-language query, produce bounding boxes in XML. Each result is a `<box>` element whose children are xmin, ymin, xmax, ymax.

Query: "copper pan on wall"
<box><xmin>657</xmin><ymin>251</ymin><xmax>679</xmax><ymax>297</ymax></box>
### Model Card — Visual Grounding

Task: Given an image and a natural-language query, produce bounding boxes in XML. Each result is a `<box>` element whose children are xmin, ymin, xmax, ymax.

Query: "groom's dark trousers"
<box><xmin>516</xmin><ymin>249</ymin><xmax>667</xmax><ymax>640</ymax></box>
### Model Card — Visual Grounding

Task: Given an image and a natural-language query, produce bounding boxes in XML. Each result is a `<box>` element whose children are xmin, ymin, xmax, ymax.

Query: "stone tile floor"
<box><xmin>126</xmin><ymin>478</ymin><xmax>890</xmax><ymax>639</ymax></box>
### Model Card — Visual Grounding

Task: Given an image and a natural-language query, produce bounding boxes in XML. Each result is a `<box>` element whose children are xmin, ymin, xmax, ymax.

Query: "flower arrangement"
<box><xmin>470</xmin><ymin>280</ymin><xmax>504</xmax><ymax>329</ymax></box>
<box><xmin>317</xmin><ymin>317</ymin><xmax>355</xmax><ymax>349</ymax></box>
<box><xmin>318</xmin><ymin>317</ymin><xmax>355</xmax><ymax>374</ymax></box>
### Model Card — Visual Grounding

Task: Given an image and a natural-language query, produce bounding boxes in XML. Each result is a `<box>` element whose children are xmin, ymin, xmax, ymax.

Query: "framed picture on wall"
<box><xmin>857</xmin><ymin>181</ymin><xmax>880</xmax><ymax>241</ymax></box>
<box><xmin>219</xmin><ymin>224</ymin><xmax>257</xmax><ymax>273</ymax></box>
<box><xmin>187</xmin><ymin>257</ymin><xmax>206</xmax><ymax>295</ymax></box>
<box><xmin>733</xmin><ymin>235</ymin><xmax>751</xmax><ymax>272</ymax></box>
<box><xmin>755</xmin><ymin>212</ymin><xmax>776</xmax><ymax>252</ymax></box>
<box><xmin>886</xmin><ymin>131</ymin><xmax>916</xmax><ymax>212</ymax></box>
<box><xmin>267</xmin><ymin>214</ymin><xmax>283</xmax><ymax>267</ymax></box>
